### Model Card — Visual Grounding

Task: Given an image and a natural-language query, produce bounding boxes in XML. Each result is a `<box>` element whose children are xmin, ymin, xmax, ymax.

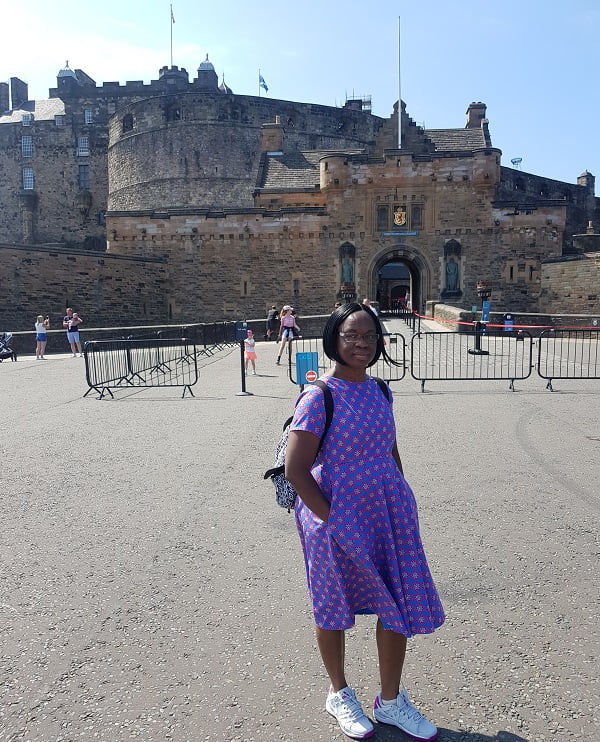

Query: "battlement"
<box><xmin>48</xmin><ymin>65</ymin><xmax>223</xmax><ymax>101</ymax></box>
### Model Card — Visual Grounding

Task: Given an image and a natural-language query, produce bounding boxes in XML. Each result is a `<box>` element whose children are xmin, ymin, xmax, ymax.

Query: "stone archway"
<box><xmin>367</xmin><ymin>245</ymin><xmax>432</xmax><ymax>314</ymax></box>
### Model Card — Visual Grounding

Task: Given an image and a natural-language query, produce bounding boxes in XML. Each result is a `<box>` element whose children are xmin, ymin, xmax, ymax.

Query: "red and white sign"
<box><xmin>305</xmin><ymin>370</ymin><xmax>318</xmax><ymax>383</ymax></box>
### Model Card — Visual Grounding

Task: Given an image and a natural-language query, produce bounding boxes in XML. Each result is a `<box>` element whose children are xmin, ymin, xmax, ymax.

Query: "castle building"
<box><xmin>1</xmin><ymin>59</ymin><xmax>598</xmax><ymax>331</ymax></box>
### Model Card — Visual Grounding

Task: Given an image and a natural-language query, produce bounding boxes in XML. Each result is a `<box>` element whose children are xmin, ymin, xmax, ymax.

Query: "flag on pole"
<box><xmin>259</xmin><ymin>74</ymin><xmax>268</xmax><ymax>92</ymax></box>
<box><xmin>171</xmin><ymin>5</ymin><xmax>175</xmax><ymax>23</ymax></box>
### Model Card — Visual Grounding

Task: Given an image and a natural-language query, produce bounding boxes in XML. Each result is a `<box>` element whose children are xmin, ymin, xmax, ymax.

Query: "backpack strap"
<box><xmin>372</xmin><ymin>376</ymin><xmax>391</xmax><ymax>401</ymax></box>
<box><xmin>263</xmin><ymin>379</ymin><xmax>334</xmax><ymax>481</ymax></box>
<box><xmin>312</xmin><ymin>379</ymin><xmax>334</xmax><ymax>456</ymax></box>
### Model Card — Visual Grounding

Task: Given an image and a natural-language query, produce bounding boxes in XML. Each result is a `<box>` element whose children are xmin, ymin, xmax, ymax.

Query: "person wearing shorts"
<box><xmin>63</xmin><ymin>307</ymin><xmax>83</xmax><ymax>357</ymax></box>
<box><xmin>276</xmin><ymin>305</ymin><xmax>300</xmax><ymax>365</ymax></box>
<box><xmin>35</xmin><ymin>314</ymin><xmax>50</xmax><ymax>359</ymax></box>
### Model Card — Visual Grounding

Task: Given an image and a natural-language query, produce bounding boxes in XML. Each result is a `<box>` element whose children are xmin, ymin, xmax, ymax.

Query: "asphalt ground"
<box><xmin>0</xmin><ymin>320</ymin><xmax>599</xmax><ymax>742</ymax></box>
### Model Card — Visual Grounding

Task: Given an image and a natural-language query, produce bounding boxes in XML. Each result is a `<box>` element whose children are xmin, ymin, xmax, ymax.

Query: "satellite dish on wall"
<box><xmin>511</xmin><ymin>157</ymin><xmax>522</xmax><ymax>169</ymax></box>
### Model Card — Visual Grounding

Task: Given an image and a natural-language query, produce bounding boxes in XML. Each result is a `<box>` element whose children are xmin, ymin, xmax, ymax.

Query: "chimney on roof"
<box><xmin>261</xmin><ymin>116</ymin><xmax>284</xmax><ymax>153</ymax></box>
<box><xmin>10</xmin><ymin>77</ymin><xmax>29</xmax><ymax>109</ymax></box>
<box><xmin>0</xmin><ymin>82</ymin><xmax>9</xmax><ymax>114</ymax></box>
<box><xmin>466</xmin><ymin>101</ymin><xmax>486</xmax><ymax>129</ymax></box>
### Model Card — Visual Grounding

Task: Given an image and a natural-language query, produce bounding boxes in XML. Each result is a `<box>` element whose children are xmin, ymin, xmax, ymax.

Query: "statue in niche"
<box><xmin>340</xmin><ymin>243</ymin><xmax>355</xmax><ymax>290</ymax></box>
<box><xmin>445</xmin><ymin>257</ymin><xmax>459</xmax><ymax>292</ymax></box>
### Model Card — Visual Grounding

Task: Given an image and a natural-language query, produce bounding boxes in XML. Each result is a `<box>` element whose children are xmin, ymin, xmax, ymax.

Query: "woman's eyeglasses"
<box><xmin>339</xmin><ymin>332</ymin><xmax>380</xmax><ymax>345</ymax></box>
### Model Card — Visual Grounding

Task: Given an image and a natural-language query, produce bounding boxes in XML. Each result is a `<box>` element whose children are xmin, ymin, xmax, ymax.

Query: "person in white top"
<box><xmin>35</xmin><ymin>314</ymin><xmax>50</xmax><ymax>359</ymax></box>
<box><xmin>244</xmin><ymin>329</ymin><xmax>257</xmax><ymax>375</ymax></box>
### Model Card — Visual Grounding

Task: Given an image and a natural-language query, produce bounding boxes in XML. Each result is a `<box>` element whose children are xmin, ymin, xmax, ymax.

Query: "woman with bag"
<box><xmin>285</xmin><ymin>302</ymin><xmax>444</xmax><ymax>740</ymax></box>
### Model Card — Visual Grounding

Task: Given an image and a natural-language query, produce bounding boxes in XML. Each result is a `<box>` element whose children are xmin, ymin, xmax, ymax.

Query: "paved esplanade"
<box><xmin>1</xmin><ymin>321</ymin><xmax>598</xmax><ymax>741</ymax></box>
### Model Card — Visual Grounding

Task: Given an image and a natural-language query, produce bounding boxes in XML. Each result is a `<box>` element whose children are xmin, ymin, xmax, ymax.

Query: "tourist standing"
<box><xmin>35</xmin><ymin>314</ymin><xmax>50</xmax><ymax>359</ymax></box>
<box><xmin>63</xmin><ymin>308</ymin><xmax>83</xmax><ymax>357</ymax></box>
<box><xmin>276</xmin><ymin>306</ymin><xmax>300</xmax><ymax>365</ymax></box>
<box><xmin>285</xmin><ymin>302</ymin><xmax>444</xmax><ymax>740</ymax></box>
<box><xmin>244</xmin><ymin>329</ymin><xmax>257</xmax><ymax>375</ymax></box>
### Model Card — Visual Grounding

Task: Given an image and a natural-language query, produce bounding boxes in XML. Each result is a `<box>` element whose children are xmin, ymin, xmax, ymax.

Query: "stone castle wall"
<box><xmin>107</xmin><ymin>92</ymin><xmax>384</xmax><ymax>211</ymax></box>
<box><xmin>539</xmin><ymin>253</ymin><xmax>600</xmax><ymax>315</ymax></box>
<box><xmin>0</xmin><ymin>244</ymin><xmax>167</xmax><ymax>331</ymax></box>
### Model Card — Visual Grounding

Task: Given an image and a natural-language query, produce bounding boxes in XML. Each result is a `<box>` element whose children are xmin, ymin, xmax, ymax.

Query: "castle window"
<box><xmin>21</xmin><ymin>113</ymin><xmax>32</xmax><ymax>126</ymax></box>
<box><xmin>122</xmin><ymin>113</ymin><xmax>133</xmax><ymax>133</ymax></box>
<box><xmin>377</xmin><ymin>205</ymin><xmax>389</xmax><ymax>231</ymax></box>
<box><xmin>514</xmin><ymin>177</ymin><xmax>525</xmax><ymax>191</ymax></box>
<box><xmin>77</xmin><ymin>136</ymin><xmax>90</xmax><ymax>156</ymax></box>
<box><xmin>411</xmin><ymin>204</ymin><xmax>423</xmax><ymax>229</ymax></box>
<box><xmin>22</xmin><ymin>167</ymin><xmax>34</xmax><ymax>190</ymax></box>
<box><xmin>84</xmin><ymin>109</ymin><xmax>94</xmax><ymax>124</ymax></box>
<box><xmin>78</xmin><ymin>164</ymin><xmax>90</xmax><ymax>189</ymax></box>
<box><xmin>54</xmin><ymin>115</ymin><xmax>65</xmax><ymax>127</ymax></box>
<box><xmin>21</xmin><ymin>135</ymin><xmax>33</xmax><ymax>157</ymax></box>
<box><xmin>165</xmin><ymin>102</ymin><xmax>181</xmax><ymax>122</ymax></box>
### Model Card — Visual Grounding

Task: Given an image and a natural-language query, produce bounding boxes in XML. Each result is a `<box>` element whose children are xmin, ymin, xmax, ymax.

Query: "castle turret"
<box><xmin>195</xmin><ymin>55</ymin><xmax>218</xmax><ymax>90</ymax></box>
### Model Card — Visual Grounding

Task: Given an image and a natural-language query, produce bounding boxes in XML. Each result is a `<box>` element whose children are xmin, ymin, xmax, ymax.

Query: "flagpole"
<box><xmin>398</xmin><ymin>16</ymin><xmax>402</xmax><ymax>149</ymax></box>
<box><xmin>258</xmin><ymin>68</ymin><xmax>261</xmax><ymax>97</ymax></box>
<box><xmin>170</xmin><ymin>4</ymin><xmax>174</xmax><ymax>67</ymax></box>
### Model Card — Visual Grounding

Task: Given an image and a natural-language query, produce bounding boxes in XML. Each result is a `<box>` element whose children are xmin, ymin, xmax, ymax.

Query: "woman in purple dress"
<box><xmin>285</xmin><ymin>302</ymin><xmax>444</xmax><ymax>740</ymax></box>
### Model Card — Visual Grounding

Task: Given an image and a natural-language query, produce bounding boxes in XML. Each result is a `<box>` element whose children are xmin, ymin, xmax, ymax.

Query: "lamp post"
<box><xmin>468</xmin><ymin>280</ymin><xmax>492</xmax><ymax>356</ymax></box>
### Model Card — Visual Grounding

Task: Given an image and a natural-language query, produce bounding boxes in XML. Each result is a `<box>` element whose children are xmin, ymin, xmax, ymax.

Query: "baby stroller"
<box><xmin>0</xmin><ymin>332</ymin><xmax>17</xmax><ymax>362</ymax></box>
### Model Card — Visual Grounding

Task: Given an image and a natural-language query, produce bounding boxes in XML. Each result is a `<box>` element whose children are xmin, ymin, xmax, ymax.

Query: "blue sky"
<box><xmin>3</xmin><ymin>0</ymin><xmax>599</xmax><ymax>191</ymax></box>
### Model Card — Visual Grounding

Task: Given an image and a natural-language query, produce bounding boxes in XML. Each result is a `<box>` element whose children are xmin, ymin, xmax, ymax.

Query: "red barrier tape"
<box><xmin>398</xmin><ymin>307</ymin><xmax>600</xmax><ymax>332</ymax></box>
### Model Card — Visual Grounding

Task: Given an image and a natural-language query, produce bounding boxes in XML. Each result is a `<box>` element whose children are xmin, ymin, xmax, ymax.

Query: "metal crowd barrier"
<box><xmin>380</xmin><ymin>305</ymin><xmax>421</xmax><ymax>333</ymax></box>
<box><xmin>411</xmin><ymin>330</ymin><xmax>534</xmax><ymax>391</ymax></box>
<box><xmin>286</xmin><ymin>334</ymin><xmax>407</xmax><ymax>385</ymax></box>
<box><xmin>537</xmin><ymin>328</ymin><xmax>600</xmax><ymax>391</ymax></box>
<box><xmin>83</xmin><ymin>338</ymin><xmax>199</xmax><ymax>399</ymax></box>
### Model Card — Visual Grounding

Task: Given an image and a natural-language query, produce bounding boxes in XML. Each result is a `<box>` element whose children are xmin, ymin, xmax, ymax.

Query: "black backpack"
<box><xmin>264</xmin><ymin>378</ymin><xmax>390</xmax><ymax>512</ymax></box>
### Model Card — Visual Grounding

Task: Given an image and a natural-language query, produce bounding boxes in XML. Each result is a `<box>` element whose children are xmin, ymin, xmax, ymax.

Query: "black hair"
<box><xmin>322</xmin><ymin>302</ymin><xmax>401</xmax><ymax>367</ymax></box>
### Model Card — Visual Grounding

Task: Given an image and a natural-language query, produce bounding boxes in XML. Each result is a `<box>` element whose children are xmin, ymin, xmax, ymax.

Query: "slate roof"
<box><xmin>0</xmin><ymin>98</ymin><xmax>65</xmax><ymax>124</ymax></box>
<box><xmin>258</xmin><ymin>150</ymin><xmax>363</xmax><ymax>191</ymax></box>
<box><xmin>424</xmin><ymin>127</ymin><xmax>490</xmax><ymax>151</ymax></box>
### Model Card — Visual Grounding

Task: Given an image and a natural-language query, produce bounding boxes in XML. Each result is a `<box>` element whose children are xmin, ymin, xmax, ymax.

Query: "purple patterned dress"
<box><xmin>290</xmin><ymin>375</ymin><xmax>445</xmax><ymax>636</ymax></box>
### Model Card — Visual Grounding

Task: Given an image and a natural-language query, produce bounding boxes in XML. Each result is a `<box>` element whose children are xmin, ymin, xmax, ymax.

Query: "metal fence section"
<box><xmin>411</xmin><ymin>330</ymin><xmax>534</xmax><ymax>391</ymax></box>
<box><xmin>286</xmin><ymin>334</ymin><xmax>407</xmax><ymax>385</ymax></box>
<box><xmin>537</xmin><ymin>328</ymin><xmax>600</xmax><ymax>390</ymax></box>
<box><xmin>380</xmin><ymin>305</ymin><xmax>421</xmax><ymax>333</ymax></box>
<box><xmin>84</xmin><ymin>338</ymin><xmax>198</xmax><ymax>399</ymax></box>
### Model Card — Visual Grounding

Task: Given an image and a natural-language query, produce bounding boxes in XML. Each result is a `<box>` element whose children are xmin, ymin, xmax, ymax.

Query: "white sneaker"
<box><xmin>77</xmin><ymin>353</ymin><xmax>83</xmax><ymax>357</ymax></box>
<box><xmin>326</xmin><ymin>686</ymin><xmax>374</xmax><ymax>740</ymax></box>
<box><xmin>71</xmin><ymin>354</ymin><xmax>77</xmax><ymax>358</ymax></box>
<box><xmin>373</xmin><ymin>689</ymin><xmax>437</xmax><ymax>740</ymax></box>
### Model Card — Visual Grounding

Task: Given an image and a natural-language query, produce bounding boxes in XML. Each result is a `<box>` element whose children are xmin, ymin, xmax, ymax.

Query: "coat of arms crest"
<box><xmin>393</xmin><ymin>207</ymin><xmax>407</xmax><ymax>226</ymax></box>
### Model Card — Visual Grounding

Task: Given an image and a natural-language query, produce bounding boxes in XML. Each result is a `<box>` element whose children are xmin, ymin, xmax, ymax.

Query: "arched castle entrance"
<box><xmin>367</xmin><ymin>246</ymin><xmax>431</xmax><ymax>314</ymax></box>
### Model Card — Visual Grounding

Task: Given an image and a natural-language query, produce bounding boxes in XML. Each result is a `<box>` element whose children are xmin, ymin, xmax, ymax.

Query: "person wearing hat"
<box><xmin>276</xmin><ymin>306</ymin><xmax>300</xmax><ymax>365</ymax></box>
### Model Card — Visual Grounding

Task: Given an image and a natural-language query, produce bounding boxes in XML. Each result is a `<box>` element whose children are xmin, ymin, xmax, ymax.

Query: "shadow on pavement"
<box><xmin>372</xmin><ymin>727</ymin><xmax>527</xmax><ymax>742</ymax></box>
